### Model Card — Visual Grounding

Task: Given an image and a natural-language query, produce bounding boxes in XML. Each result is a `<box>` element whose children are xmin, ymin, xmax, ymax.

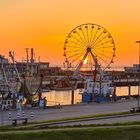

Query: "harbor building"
<box><xmin>0</xmin><ymin>55</ymin><xmax>8</xmax><ymax>64</ymax></box>
<box><xmin>124</xmin><ymin>64</ymin><xmax>140</xmax><ymax>73</ymax></box>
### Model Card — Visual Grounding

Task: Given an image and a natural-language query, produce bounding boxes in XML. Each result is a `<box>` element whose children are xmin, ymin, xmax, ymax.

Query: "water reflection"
<box><xmin>116</xmin><ymin>86</ymin><xmax>138</xmax><ymax>96</ymax></box>
<box><xmin>42</xmin><ymin>89</ymin><xmax>81</xmax><ymax>106</ymax></box>
<box><xmin>42</xmin><ymin>86</ymin><xmax>138</xmax><ymax>106</ymax></box>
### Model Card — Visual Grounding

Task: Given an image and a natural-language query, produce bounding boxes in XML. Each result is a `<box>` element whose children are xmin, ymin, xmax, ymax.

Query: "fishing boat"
<box><xmin>82</xmin><ymin>74</ymin><xmax>114</xmax><ymax>103</ymax></box>
<box><xmin>0</xmin><ymin>53</ymin><xmax>21</xmax><ymax>110</ymax></box>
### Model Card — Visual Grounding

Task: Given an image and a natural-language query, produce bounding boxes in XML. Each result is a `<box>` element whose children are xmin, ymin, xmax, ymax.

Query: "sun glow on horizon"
<box><xmin>0</xmin><ymin>0</ymin><xmax>140</xmax><ymax>66</ymax></box>
<box><xmin>83</xmin><ymin>58</ymin><xmax>88</xmax><ymax>64</ymax></box>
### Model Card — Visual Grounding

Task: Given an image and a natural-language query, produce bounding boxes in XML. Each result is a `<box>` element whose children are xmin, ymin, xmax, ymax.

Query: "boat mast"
<box><xmin>25</xmin><ymin>48</ymin><xmax>30</xmax><ymax>76</ymax></box>
<box><xmin>30</xmin><ymin>48</ymin><xmax>34</xmax><ymax>76</ymax></box>
<box><xmin>9</xmin><ymin>51</ymin><xmax>21</xmax><ymax>82</ymax></box>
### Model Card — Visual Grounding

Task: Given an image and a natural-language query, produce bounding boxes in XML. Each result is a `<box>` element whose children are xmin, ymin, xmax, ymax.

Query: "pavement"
<box><xmin>46</xmin><ymin>113</ymin><xmax>140</xmax><ymax>127</ymax></box>
<box><xmin>0</xmin><ymin>99</ymin><xmax>139</xmax><ymax>126</ymax></box>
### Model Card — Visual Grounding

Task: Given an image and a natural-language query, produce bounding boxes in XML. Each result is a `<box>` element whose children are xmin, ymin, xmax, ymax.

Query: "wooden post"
<box><xmin>113</xmin><ymin>86</ymin><xmax>117</xmax><ymax>101</ymax></box>
<box><xmin>71</xmin><ymin>90</ymin><xmax>74</xmax><ymax>105</ymax></box>
<box><xmin>128</xmin><ymin>85</ymin><xmax>131</xmax><ymax>98</ymax></box>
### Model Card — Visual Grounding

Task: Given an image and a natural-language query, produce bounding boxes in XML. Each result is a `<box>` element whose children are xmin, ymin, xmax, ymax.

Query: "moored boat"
<box><xmin>82</xmin><ymin>74</ymin><xmax>114</xmax><ymax>103</ymax></box>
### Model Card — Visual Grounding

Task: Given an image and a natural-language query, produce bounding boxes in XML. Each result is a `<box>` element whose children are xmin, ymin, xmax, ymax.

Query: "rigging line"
<box><xmin>71</xmin><ymin>52</ymin><xmax>85</xmax><ymax>64</ymax></box>
<box><xmin>93</xmin><ymin>33</ymin><xmax>110</xmax><ymax>47</ymax></box>
<box><xmin>92</xmin><ymin>29</ymin><xmax>105</xmax><ymax>46</ymax></box>
<box><xmin>90</xmin><ymin>26</ymin><xmax>99</xmax><ymax>45</ymax></box>
<box><xmin>71</xmin><ymin>34</ymin><xmax>86</xmax><ymax>46</ymax></box>
<box><xmin>80</xmin><ymin>27</ymin><xmax>88</xmax><ymax>44</ymax></box>
<box><xmin>67</xmin><ymin>51</ymin><xmax>85</xmax><ymax>59</ymax></box>
<box><xmin>67</xmin><ymin>40</ymin><xmax>85</xmax><ymax>48</ymax></box>
<box><xmin>89</xmin><ymin>26</ymin><xmax>94</xmax><ymax>43</ymax></box>
<box><xmin>76</xmin><ymin>30</ymin><xmax>87</xmax><ymax>45</ymax></box>
<box><xmin>93</xmin><ymin>40</ymin><xmax>113</xmax><ymax>49</ymax></box>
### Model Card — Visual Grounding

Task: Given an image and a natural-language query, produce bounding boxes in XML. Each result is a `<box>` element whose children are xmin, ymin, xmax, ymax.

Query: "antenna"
<box><xmin>25</xmin><ymin>48</ymin><xmax>29</xmax><ymax>64</ymax></box>
<box><xmin>30</xmin><ymin>48</ymin><xmax>34</xmax><ymax>64</ymax></box>
<box><xmin>30</xmin><ymin>48</ymin><xmax>34</xmax><ymax>76</ymax></box>
<box><xmin>38</xmin><ymin>56</ymin><xmax>40</xmax><ymax>63</ymax></box>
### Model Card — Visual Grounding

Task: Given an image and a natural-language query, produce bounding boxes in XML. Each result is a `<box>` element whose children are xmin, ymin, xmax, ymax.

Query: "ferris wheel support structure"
<box><xmin>73</xmin><ymin>47</ymin><xmax>103</xmax><ymax>79</ymax></box>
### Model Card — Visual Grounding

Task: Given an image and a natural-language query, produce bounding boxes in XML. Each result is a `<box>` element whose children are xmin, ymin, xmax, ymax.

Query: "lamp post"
<box><xmin>0</xmin><ymin>90</ymin><xmax>4</xmax><ymax>127</ymax></box>
<box><xmin>136</xmin><ymin>41</ymin><xmax>140</xmax><ymax>108</ymax></box>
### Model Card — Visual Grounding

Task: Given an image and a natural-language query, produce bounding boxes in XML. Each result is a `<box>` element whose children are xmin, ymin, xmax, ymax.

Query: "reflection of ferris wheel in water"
<box><xmin>63</xmin><ymin>23</ymin><xmax>116</xmax><ymax>77</ymax></box>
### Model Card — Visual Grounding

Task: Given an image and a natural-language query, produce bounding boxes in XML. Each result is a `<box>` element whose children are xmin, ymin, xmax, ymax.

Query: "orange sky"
<box><xmin>0</xmin><ymin>0</ymin><xmax>140</xmax><ymax>67</ymax></box>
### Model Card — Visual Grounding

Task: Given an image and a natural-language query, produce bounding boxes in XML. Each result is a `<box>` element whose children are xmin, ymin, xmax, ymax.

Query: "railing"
<box><xmin>114</xmin><ymin>78</ymin><xmax>139</xmax><ymax>82</ymax></box>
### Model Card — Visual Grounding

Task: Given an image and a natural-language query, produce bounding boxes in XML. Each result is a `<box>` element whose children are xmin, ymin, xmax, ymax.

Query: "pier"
<box><xmin>113</xmin><ymin>79</ymin><xmax>140</xmax><ymax>87</ymax></box>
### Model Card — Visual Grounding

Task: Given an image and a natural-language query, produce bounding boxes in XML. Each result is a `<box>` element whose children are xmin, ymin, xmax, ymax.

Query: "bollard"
<box><xmin>8</xmin><ymin>112</ymin><xmax>12</xmax><ymax>121</ymax></box>
<box><xmin>22</xmin><ymin>111</ymin><xmax>25</xmax><ymax>118</ymax></box>
<box><xmin>30</xmin><ymin>112</ymin><xmax>34</xmax><ymax>120</ymax></box>
<box><xmin>17</xmin><ymin>112</ymin><xmax>20</xmax><ymax>119</ymax></box>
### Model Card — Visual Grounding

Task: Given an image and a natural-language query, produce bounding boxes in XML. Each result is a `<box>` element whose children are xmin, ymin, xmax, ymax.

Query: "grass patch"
<box><xmin>0</xmin><ymin>126</ymin><xmax>140</xmax><ymax>140</ymax></box>
<box><xmin>1</xmin><ymin>120</ymin><xmax>140</xmax><ymax>132</ymax></box>
<box><xmin>32</xmin><ymin>120</ymin><xmax>140</xmax><ymax>130</ymax></box>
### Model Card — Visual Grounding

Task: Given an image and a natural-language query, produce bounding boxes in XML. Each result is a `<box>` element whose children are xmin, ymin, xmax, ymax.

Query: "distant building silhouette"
<box><xmin>124</xmin><ymin>64</ymin><xmax>140</xmax><ymax>73</ymax></box>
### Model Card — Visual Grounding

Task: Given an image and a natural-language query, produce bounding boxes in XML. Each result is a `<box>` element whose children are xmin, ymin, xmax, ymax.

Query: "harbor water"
<box><xmin>42</xmin><ymin>86</ymin><xmax>139</xmax><ymax>106</ymax></box>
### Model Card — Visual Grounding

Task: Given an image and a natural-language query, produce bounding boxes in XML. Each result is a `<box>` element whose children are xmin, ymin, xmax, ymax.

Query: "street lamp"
<box><xmin>0</xmin><ymin>90</ymin><xmax>4</xmax><ymax>127</ymax></box>
<box><xmin>136</xmin><ymin>41</ymin><xmax>140</xmax><ymax>108</ymax></box>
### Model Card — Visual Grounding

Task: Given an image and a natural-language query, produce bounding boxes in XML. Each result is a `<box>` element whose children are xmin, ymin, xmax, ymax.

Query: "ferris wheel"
<box><xmin>63</xmin><ymin>23</ymin><xmax>116</xmax><ymax>76</ymax></box>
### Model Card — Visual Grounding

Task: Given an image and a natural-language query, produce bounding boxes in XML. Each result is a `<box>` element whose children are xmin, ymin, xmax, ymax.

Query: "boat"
<box><xmin>0</xmin><ymin>53</ymin><xmax>21</xmax><ymax>110</ymax></box>
<box><xmin>82</xmin><ymin>74</ymin><xmax>114</xmax><ymax>103</ymax></box>
<box><xmin>50</xmin><ymin>77</ymin><xmax>76</xmax><ymax>91</ymax></box>
<box><xmin>51</xmin><ymin>86</ymin><xmax>74</xmax><ymax>91</ymax></box>
<box><xmin>0</xmin><ymin>99</ymin><xmax>13</xmax><ymax>110</ymax></box>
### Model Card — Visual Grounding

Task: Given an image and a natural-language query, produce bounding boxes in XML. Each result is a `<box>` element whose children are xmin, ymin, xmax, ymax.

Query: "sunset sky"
<box><xmin>0</xmin><ymin>0</ymin><xmax>140</xmax><ymax>67</ymax></box>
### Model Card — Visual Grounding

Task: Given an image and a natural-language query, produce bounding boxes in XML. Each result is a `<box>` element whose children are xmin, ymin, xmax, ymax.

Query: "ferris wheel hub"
<box><xmin>86</xmin><ymin>47</ymin><xmax>91</xmax><ymax>52</ymax></box>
